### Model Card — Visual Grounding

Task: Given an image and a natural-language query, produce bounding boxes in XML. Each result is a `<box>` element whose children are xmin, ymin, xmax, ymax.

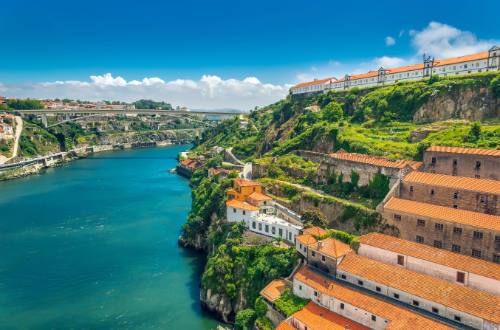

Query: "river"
<box><xmin>0</xmin><ymin>146</ymin><xmax>220</xmax><ymax>329</ymax></box>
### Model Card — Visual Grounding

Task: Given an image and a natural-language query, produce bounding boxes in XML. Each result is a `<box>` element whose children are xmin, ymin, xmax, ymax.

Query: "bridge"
<box><xmin>14</xmin><ymin>108</ymin><xmax>243</xmax><ymax>128</ymax></box>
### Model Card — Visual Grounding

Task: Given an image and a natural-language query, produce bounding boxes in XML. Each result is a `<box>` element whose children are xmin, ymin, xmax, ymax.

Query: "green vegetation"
<box><xmin>254</xmin><ymin>154</ymin><xmax>318</xmax><ymax>184</ymax></box>
<box><xmin>133</xmin><ymin>99</ymin><xmax>172</xmax><ymax>110</ymax></box>
<box><xmin>2</xmin><ymin>99</ymin><xmax>43</xmax><ymax>110</ymax></box>
<box><xmin>274</xmin><ymin>288</ymin><xmax>309</xmax><ymax>317</ymax></box>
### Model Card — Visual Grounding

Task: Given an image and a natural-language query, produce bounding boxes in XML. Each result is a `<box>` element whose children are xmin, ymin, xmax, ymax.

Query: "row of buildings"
<box><xmin>253</xmin><ymin>145</ymin><xmax>500</xmax><ymax>329</ymax></box>
<box><xmin>260</xmin><ymin>228</ymin><xmax>499</xmax><ymax>330</ymax></box>
<box><xmin>290</xmin><ymin>46</ymin><xmax>500</xmax><ymax>95</ymax></box>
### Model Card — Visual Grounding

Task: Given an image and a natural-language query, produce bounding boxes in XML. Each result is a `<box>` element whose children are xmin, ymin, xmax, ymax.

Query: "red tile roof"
<box><xmin>275</xmin><ymin>322</ymin><xmax>295</xmax><ymax>330</ymax></box>
<box><xmin>434</xmin><ymin>51</ymin><xmax>489</xmax><ymax>67</ymax></box>
<box><xmin>384</xmin><ymin>197</ymin><xmax>500</xmax><ymax>231</ymax></box>
<box><xmin>330</xmin><ymin>152</ymin><xmax>422</xmax><ymax>170</ymax></box>
<box><xmin>296</xmin><ymin>234</ymin><xmax>317</xmax><ymax>246</ymax></box>
<box><xmin>292</xmin><ymin>78</ymin><xmax>336</xmax><ymax>89</ymax></box>
<box><xmin>359</xmin><ymin>232</ymin><xmax>500</xmax><ymax>281</ymax></box>
<box><xmin>226</xmin><ymin>199</ymin><xmax>259</xmax><ymax>211</ymax></box>
<box><xmin>234</xmin><ymin>178</ymin><xmax>261</xmax><ymax>187</ymax></box>
<box><xmin>291</xmin><ymin>301</ymin><xmax>369</xmax><ymax>330</ymax></box>
<box><xmin>247</xmin><ymin>192</ymin><xmax>272</xmax><ymax>201</ymax></box>
<box><xmin>403</xmin><ymin>171</ymin><xmax>500</xmax><ymax>194</ymax></box>
<box><xmin>338</xmin><ymin>252</ymin><xmax>500</xmax><ymax>323</ymax></box>
<box><xmin>426</xmin><ymin>145</ymin><xmax>500</xmax><ymax>157</ymax></box>
<box><xmin>294</xmin><ymin>266</ymin><xmax>453</xmax><ymax>330</ymax></box>
<box><xmin>303</xmin><ymin>226</ymin><xmax>327</xmax><ymax>237</ymax></box>
<box><xmin>259</xmin><ymin>279</ymin><xmax>290</xmax><ymax>303</ymax></box>
<box><xmin>308</xmin><ymin>237</ymin><xmax>351</xmax><ymax>259</ymax></box>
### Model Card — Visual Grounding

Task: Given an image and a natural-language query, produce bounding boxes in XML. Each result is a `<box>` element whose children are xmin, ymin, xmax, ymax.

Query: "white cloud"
<box><xmin>411</xmin><ymin>21</ymin><xmax>499</xmax><ymax>58</ymax></box>
<box><xmin>385</xmin><ymin>36</ymin><xmax>396</xmax><ymax>46</ymax></box>
<box><xmin>0</xmin><ymin>73</ymin><xmax>289</xmax><ymax>110</ymax></box>
<box><xmin>373</xmin><ymin>56</ymin><xmax>408</xmax><ymax>68</ymax></box>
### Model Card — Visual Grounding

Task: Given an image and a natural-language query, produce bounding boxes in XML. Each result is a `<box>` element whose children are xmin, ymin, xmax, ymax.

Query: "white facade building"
<box><xmin>290</xmin><ymin>46</ymin><xmax>500</xmax><ymax>95</ymax></box>
<box><xmin>358</xmin><ymin>233</ymin><xmax>500</xmax><ymax>296</ymax></box>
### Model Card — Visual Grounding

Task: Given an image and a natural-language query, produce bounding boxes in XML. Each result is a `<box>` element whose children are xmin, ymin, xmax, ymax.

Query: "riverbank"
<box><xmin>0</xmin><ymin>140</ymin><xmax>183</xmax><ymax>182</ymax></box>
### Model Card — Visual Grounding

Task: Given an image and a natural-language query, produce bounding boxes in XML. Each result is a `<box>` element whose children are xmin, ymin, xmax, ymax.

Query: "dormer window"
<box><xmin>475</xmin><ymin>161</ymin><xmax>481</xmax><ymax>170</ymax></box>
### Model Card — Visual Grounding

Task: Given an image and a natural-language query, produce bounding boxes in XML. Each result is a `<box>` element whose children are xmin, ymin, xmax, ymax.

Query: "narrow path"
<box><xmin>0</xmin><ymin>116</ymin><xmax>23</xmax><ymax>164</ymax></box>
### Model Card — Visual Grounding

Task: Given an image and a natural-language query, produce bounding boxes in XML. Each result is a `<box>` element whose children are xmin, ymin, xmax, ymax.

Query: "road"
<box><xmin>0</xmin><ymin>116</ymin><xmax>23</xmax><ymax>165</ymax></box>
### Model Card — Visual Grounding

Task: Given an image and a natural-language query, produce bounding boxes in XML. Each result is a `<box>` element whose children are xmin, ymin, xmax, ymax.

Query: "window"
<box><xmin>233</xmin><ymin>208</ymin><xmax>236</xmax><ymax>213</ymax></box>
<box><xmin>476</xmin><ymin>161</ymin><xmax>481</xmax><ymax>169</ymax></box>
<box><xmin>434</xmin><ymin>240</ymin><xmax>443</xmax><ymax>248</ymax></box>
<box><xmin>371</xmin><ymin>315</ymin><xmax>377</xmax><ymax>322</ymax></box>
<box><xmin>416</xmin><ymin>235</ymin><xmax>424</xmax><ymax>243</ymax></box>
<box><xmin>311</xmin><ymin>251</ymin><xmax>316</xmax><ymax>257</ymax></box>
<box><xmin>453</xmin><ymin>192</ymin><xmax>458</xmax><ymax>199</ymax></box>
<box><xmin>340</xmin><ymin>303</ymin><xmax>345</xmax><ymax>310</ymax></box>
<box><xmin>452</xmin><ymin>244</ymin><xmax>461</xmax><ymax>253</ymax></box>
<box><xmin>473</xmin><ymin>231</ymin><xmax>483</xmax><ymax>240</ymax></box>
<box><xmin>453</xmin><ymin>159</ymin><xmax>458</xmax><ymax>166</ymax></box>
<box><xmin>435</xmin><ymin>223</ymin><xmax>444</xmax><ymax>231</ymax></box>
<box><xmin>394</xmin><ymin>214</ymin><xmax>401</xmax><ymax>221</ymax></box>
<box><xmin>417</xmin><ymin>219</ymin><xmax>425</xmax><ymax>226</ymax></box>
<box><xmin>453</xmin><ymin>227</ymin><xmax>463</xmax><ymax>235</ymax></box>
<box><xmin>271</xmin><ymin>226</ymin><xmax>276</xmax><ymax>234</ymax></box>
<box><xmin>258</xmin><ymin>223</ymin><xmax>262</xmax><ymax>231</ymax></box>
<box><xmin>341</xmin><ymin>274</ymin><xmax>346</xmax><ymax>279</ymax></box>
<box><xmin>432</xmin><ymin>307</ymin><xmax>439</xmax><ymax>314</ymax></box>
<box><xmin>279</xmin><ymin>228</ymin><xmax>283</xmax><ymax>237</ymax></box>
<box><xmin>456</xmin><ymin>272</ymin><xmax>465</xmax><ymax>283</ymax></box>
<box><xmin>412</xmin><ymin>300</ymin><xmax>420</xmax><ymax>307</ymax></box>
<box><xmin>265</xmin><ymin>225</ymin><xmax>269</xmax><ymax>233</ymax></box>
<box><xmin>299</xmin><ymin>285</ymin><xmax>302</xmax><ymax>290</ymax></box>
<box><xmin>321</xmin><ymin>255</ymin><xmax>326</xmax><ymax>262</ymax></box>
<box><xmin>242</xmin><ymin>210</ymin><xmax>246</xmax><ymax>215</ymax></box>
<box><xmin>472</xmin><ymin>249</ymin><xmax>482</xmax><ymax>258</ymax></box>
<box><xmin>397</xmin><ymin>255</ymin><xmax>405</xmax><ymax>266</ymax></box>
<box><xmin>357</xmin><ymin>280</ymin><xmax>364</xmax><ymax>286</ymax></box>
<box><xmin>430</xmin><ymin>189</ymin><xmax>435</xmax><ymax>196</ymax></box>
<box><xmin>393</xmin><ymin>293</ymin><xmax>400</xmax><ymax>299</ymax></box>
<box><xmin>454</xmin><ymin>315</ymin><xmax>462</xmax><ymax>322</ymax></box>
<box><xmin>453</xmin><ymin>204</ymin><xmax>458</xmax><ymax>209</ymax></box>
<box><xmin>252</xmin><ymin>222</ymin><xmax>256</xmax><ymax>229</ymax></box>
<box><xmin>376</xmin><ymin>286</ymin><xmax>381</xmax><ymax>292</ymax></box>
<box><xmin>409</xmin><ymin>186</ymin><xmax>414</xmax><ymax>193</ymax></box>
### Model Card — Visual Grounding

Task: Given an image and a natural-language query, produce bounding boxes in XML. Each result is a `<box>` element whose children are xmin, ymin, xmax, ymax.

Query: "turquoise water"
<box><xmin>0</xmin><ymin>146</ymin><xmax>219</xmax><ymax>329</ymax></box>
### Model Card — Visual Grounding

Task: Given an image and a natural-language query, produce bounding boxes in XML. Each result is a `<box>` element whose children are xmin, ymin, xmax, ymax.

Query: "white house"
<box><xmin>293</xmin><ymin>266</ymin><xmax>453</xmax><ymax>330</ymax></box>
<box><xmin>358</xmin><ymin>233</ymin><xmax>500</xmax><ymax>296</ymax></box>
<box><xmin>226</xmin><ymin>199</ymin><xmax>259</xmax><ymax>224</ymax></box>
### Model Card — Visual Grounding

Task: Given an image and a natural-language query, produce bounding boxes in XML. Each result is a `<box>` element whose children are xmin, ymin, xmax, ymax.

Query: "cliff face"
<box><xmin>413</xmin><ymin>87</ymin><xmax>498</xmax><ymax>122</ymax></box>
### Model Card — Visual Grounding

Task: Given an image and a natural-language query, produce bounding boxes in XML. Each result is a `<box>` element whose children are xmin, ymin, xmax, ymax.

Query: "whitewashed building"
<box><xmin>290</xmin><ymin>46</ymin><xmax>500</xmax><ymax>95</ymax></box>
<box><xmin>358</xmin><ymin>233</ymin><xmax>500</xmax><ymax>296</ymax></box>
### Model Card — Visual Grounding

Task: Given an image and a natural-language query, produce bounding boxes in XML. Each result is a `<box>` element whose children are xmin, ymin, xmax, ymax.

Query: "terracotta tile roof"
<box><xmin>180</xmin><ymin>159</ymin><xmax>194</xmax><ymax>166</ymax></box>
<box><xmin>308</xmin><ymin>237</ymin><xmax>352</xmax><ymax>259</ymax></box>
<box><xmin>303</xmin><ymin>226</ymin><xmax>327</xmax><ymax>237</ymax></box>
<box><xmin>275</xmin><ymin>322</ymin><xmax>295</xmax><ymax>330</ymax></box>
<box><xmin>226</xmin><ymin>199</ymin><xmax>259</xmax><ymax>211</ymax></box>
<box><xmin>384</xmin><ymin>197</ymin><xmax>500</xmax><ymax>231</ymax></box>
<box><xmin>434</xmin><ymin>51</ymin><xmax>489</xmax><ymax>67</ymax></box>
<box><xmin>294</xmin><ymin>266</ymin><xmax>453</xmax><ymax>330</ymax></box>
<box><xmin>291</xmin><ymin>301</ymin><xmax>369</xmax><ymax>330</ymax></box>
<box><xmin>292</xmin><ymin>77</ymin><xmax>335</xmax><ymax>89</ymax></box>
<box><xmin>403</xmin><ymin>171</ymin><xmax>500</xmax><ymax>195</ymax></box>
<box><xmin>296</xmin><ymin>234</ymin><xmax>317</xmax><ymax>246</ymax></box>
<box><xmin>338</xmin><ymin>252</ymin><xmax>500</xmax><ymax>323</ymax></box>
<box><xmin>426</xmin><ymin>145</ymin><xmax>500</xmax><ymax>157</ymax></box>
<box><xmin>259</xmin><ymin>279</ymin><xmax>290</xmax><ymax>303</ymax></box>
<box><xmin>234</xmin><ymin>178</ymin><xmax>261</xmax><ymax>187</ymax></box>
<box><xmin>359</xmin><ymin>232</ymin><xmax>500</xmax><ymax>281</ymax></box>
<box><xmin>247</xmin><ymin>191</ymin><xmax>272</xmax><ymax>201</ymax></box>
<box><xmin>349</xmin><ymin>70</ymin><xmax>379</xmax><ymax>80</ymax></box>
<box><xmin>330</xmin><ymin>152</ymin><xmax>422</xmax><ymax>170</ymax></box>
<box><xmin>386</xmin><ymin>63</ymin><xmax>424</xmax><ymax>73</ymax></box>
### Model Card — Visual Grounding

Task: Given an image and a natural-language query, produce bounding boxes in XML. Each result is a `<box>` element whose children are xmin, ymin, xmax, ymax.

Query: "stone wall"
<box><xmin>399</xmin><ymin>181</ymin><xmax>499</xmax><ymax>215</ymax></box>
<box><xmin>423</xmin><ymin>151</ymin><xmax>499</xmax><ymax>180</ymax></box>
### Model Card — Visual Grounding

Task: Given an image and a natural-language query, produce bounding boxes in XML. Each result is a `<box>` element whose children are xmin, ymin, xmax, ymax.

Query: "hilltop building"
<box><xmin>290</xmin><ymin>46</ymin><xmax>500</xmax><ymax>95</ymax></box>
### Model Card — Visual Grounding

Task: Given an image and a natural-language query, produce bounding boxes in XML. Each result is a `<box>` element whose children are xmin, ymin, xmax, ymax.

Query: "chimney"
<box><xmin>317</xmin><ymin>241</ymin><xmax>323</xmax><ymax>249</ymax></box>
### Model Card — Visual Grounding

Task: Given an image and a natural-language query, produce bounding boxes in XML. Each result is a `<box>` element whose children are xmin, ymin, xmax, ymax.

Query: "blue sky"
<box><xmin>1</xmin><ymin>0</ymin><xmax>499</xmax><ymax>109</ymax></box>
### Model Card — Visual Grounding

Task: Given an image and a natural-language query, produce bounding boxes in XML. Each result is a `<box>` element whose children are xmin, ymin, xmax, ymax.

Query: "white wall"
<box><xmin>358</xmin><ymin>244</ymin><xmax>500</xmax><ymax>295</ymax></box>
<box><xmin>249</xmin><ymin>215</ymin><xmax>301</xmax><ymax>244</ymax></box>
<box><xmin>226</xmin><ymin>206</ymin><xmax>258</xmax><ymax>224</ymax></box>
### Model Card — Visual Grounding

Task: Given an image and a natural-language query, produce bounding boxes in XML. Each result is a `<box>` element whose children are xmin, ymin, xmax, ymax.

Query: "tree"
<box><xmin>350</xmin><ymin>170</ymin><xmax>360</xmax><ymax>188</ymax></box>
<box><xmin>235</xmin><ymin>309</ymin><xmax>256</xmax><ymax>330</ymax></box>
<box><xmin>466</xmin><ymin>121</ymin><xmax>481</xmax><ymax>142</ymax></box>
<box><xmin>322</xmin><ymin>101</ymin><xmax>343</xmax><ymax>122</ymax></box>
<box><xmin>254</xmin><ymin>297</ymin><xmax>267</xmax><ymax>318</ymax></box>
<box><xmin>302</xmin><ymin>210</ymin><xmax>327</xmax><ymax>227</ymax></box>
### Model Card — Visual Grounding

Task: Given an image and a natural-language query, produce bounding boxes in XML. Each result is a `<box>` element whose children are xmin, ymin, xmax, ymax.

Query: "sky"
<box><xmin>0</xmin><ymin>0</ymin><xmax>499</xmax><ymax>109</ymax></box>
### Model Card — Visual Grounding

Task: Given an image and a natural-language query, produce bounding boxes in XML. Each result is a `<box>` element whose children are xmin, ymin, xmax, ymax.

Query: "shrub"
<box><xmin>235</xmin><ymin>309</ymin><xmax>257</xmax><ymax>330</ymax></box>
<box><xmin>322</xmin><ymin>101</ymin><xmax>343</xmax><ymax>122</ymax></box>
<box><xmin>274</xmin><ymin>289</ymin><xmax>309</xmax><ymax>317</ymax></box>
